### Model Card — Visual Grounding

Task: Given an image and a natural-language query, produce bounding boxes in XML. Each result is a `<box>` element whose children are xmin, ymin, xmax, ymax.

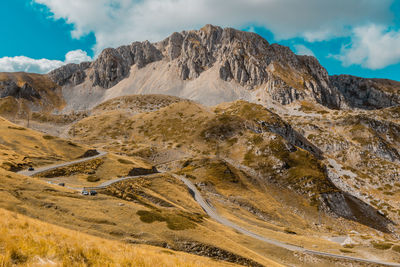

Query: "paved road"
<box><xmin>17</xmin><ymin>156</ymin><xmax>400</xmax><ymax>266</ymax></box>
<box><xmin>18</xmin><ymin>151</ymin><xmax>108</xmax><ymax>177</ymax></box>
<box><xmin>18</xmin><ymin>151</ymin><xmax>156</xmax><ymax>191</ymax></box>
<box><xmin>173</xmin><ymin>174</ymin><xmax>400</xmax><ymax>267</ymax></box>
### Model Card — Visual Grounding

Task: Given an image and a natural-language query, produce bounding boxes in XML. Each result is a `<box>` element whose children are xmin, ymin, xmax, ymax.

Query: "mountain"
<box><xmin>43</xmin><ymin>24</ymin><xmax>400</xmax><ymax>111</ymax></box>
<box><xmin>1</xmin><ymin>25</ymin><xmax>400</xmax><ymax>266</ymax></box>
<box><xmin>1</xmin><ymin>25</ymin><xmax>399</xmax><ymax>113</ymax></box>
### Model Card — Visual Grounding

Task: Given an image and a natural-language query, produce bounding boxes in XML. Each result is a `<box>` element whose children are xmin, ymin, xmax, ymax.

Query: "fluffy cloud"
<box><xmin>335</xmin><ymin>25</ymin><xmax>400</xmax><ymax>69</ymax></box>
<box><xmin>65</xmin><ymin>49</ymin><xmax>92</xmax><ymax>64</ymax></box>
<box><xmin>33</xmin><ymin>0</ymin><xmax>394</xmax><ymax>54</ymax></box>
<box><xmin>293</xmin><ymin>45</ymin><xmax>315</xmax><ymax>57</ymax></box>
<box><xmin>0</xmin><ymin>50</ymin><xmax>91</xmax><ymax>74</ymax></box>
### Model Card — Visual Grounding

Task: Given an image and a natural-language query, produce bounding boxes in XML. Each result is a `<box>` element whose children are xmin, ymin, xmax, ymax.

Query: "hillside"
<box><xmin>1</xmin><ymin>24</ymin><xmax>400</xmax><ymax>266</ymax></box>
<box><xmin>0</xmin><ymin>72</ymin><xmax>64</xmax><ymax>114</ymax></box>
<box><xmin>64</xmin><ymin>97</ymin><xmax>400</xmax><ymax>265</ymax></box>
<box><xmin>0</xmin><ymin>116</ymin><xmax>283</xmax><ymax>266</ymax></box>
<box><xmin>0</xmin><ymin>207</ymin><xmax>239</xmax><ymax>266</ymax></box>
<box><xmin>0</xmin><ymin>116</ymin><xmax>88</xmax><ymax>171</ymax></box>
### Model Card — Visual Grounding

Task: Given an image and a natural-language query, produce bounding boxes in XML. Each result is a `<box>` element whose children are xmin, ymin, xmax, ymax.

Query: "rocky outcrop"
<box><xmin>173</xmin><ymin>241</ymin><xmax>263</xmax><ymax>267</ymax></box>
<box><xmin>254</xmin><ymin>119</ymin><xmax>323</xmax><ymax>158</ymax></box>
<box><xmin>128</xmin><ymin>166</ymin><xmax>158</xmax><ymax>176</ymax></box>
<box><xmin>320</xmin><ymin>192</ymin><xmax>393</xmax><ymax>233</ymax></box>
<box><xmin>338</xmin><ymin>115</ymin><xmax>400</xmax><ymax>162</ymax></box>
<box><xmin>48</xmin><ymin>62</ymin><xmax>91</xmax><ymax>86</ymax></box>
<box><xmin>330</xmin><ymin>75</ymin><xmax>400</xmax><ymax>109</ymax></box>
<box><xmin>0</xmin><ymin>81</ymin><xmax>41</xmax><ymax>100</ymax></box>
<box><xmin>88</xmin><ymin>41</ymin><xmax>162</xmax><ymax>89</ymax></box>
<box><xmin>88</xmin><ymin>48</ymin><xmax>131</xmax><ymax>88</ymax></box>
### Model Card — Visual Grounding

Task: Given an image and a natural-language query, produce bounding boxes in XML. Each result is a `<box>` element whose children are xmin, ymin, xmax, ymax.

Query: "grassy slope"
<box><xmin>0</xmin><ymin>117</ymin><xmax>87</xmax><ymax>170</ymax></box>
<box><xmin>4</xmin><ymin>95</ymin><xmax>400</xmax><ymax>265</ymax></box>
<box><xmin>0</xmin><ymin>167</ymin><xmax>282</xmax><ymax>266</ymax></box>
<box><xmin>72</xmin><ymin>100</ymin><xmax>335</xmax><ymax>198</ymax></box>
<box><xmin>0</xmin><ymin>207</ymin><xmax>239</xmax><ymax>266</ymax></box>
<box><xmin>68</xmin><ymin>97</ymin><xmax>400</xmax><ymax>263</ymax></box>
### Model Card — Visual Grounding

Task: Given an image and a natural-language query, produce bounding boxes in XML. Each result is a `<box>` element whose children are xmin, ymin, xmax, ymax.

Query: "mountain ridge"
<box><xmin>43</xmin><ymin>24</ymin><xmax>400</xmax><ymax>111</ymax></box>
<box><xmin>1</xmin><ymin>25</ymin><xmax>399</xmax><ymax>112</ymax></box>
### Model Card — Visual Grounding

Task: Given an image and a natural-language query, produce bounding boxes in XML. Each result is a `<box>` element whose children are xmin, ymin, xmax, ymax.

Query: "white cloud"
<box><xmin>0</xmin><ymin>50</ymin><xmax>92</xmax><ymax>74</ymax></box>
<box><xmin>335</xmin><ymin>25</ymin><xmax>400</xmax><ymax>69</ymax></box>
<box><xmin>65</xmin><ymin>49</ymin><xmax>92</xmax><ymax>64</ymax></box>
<box><xmin>33</xmin><ymin>0</ymin><xmax>394</xmax><ymax>54</ymax></box>
<box><xmin>293</xmin><ymin>44</ymin><xmax>315</xmax><ymax>57</ymax></box>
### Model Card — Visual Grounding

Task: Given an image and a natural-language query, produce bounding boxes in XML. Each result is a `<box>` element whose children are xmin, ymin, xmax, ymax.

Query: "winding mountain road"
<box><xmin>18</xmin><ymin>151</ymin><xmax>155</xmax><ymax>191</ymax></box>
<box><xmin>17</xmin><ymin>155</ymin><xmax>400</xmax><ymax>266</ymax></box>
<box><xmin>173</xmin><ymin>174</ymin><xmax>400</xmax><ymax>267</ymax></box>
<box><xmin>18</xmin><ymin>151</ymin><xmax>108</xmax><ymax>177</ymax></box>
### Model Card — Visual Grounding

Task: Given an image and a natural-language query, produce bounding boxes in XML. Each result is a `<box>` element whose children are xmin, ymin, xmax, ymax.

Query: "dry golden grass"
<box><xmin>0</xmin><ymin>97</ymin><xmax>19</xmax><ymax>118</ymax></box>
<box><xmin>0</xmin><ymin>116</ymin><xmax>87</xmax><ymax>170</ymax></box>
<box><xmin>0</xmin><ymin>207</ymin><xmax>238</xmax><ymax>267</ymax></box>
<box><xmin>0</xmin><ymin>167</ymin><xmax>283</xmax><ymax>266</ymax></box>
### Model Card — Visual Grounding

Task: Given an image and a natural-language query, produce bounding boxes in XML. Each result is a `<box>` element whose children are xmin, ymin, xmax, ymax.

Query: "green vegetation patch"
<box><xmin>7</xmin><ymin>126</ymin><xmax>26</xmax><ymax>131</ymax></box>
<box><xmin>201</xmin><ymin>114</ymin><xmax>244</xmax><ymax>141</ymax></box>
<box><xmin>371</xmin><ymin>241</ymin><xmax>393</xmax><ymax>250</ymax></box>
<box><xmin>136</xmin><ymin>210</ymin><xmax>201</xmax><ymax>230</ymax></box>
<box><xmin>42</xmin><ymin>135</ymin><xmax>55</xmax><ymax>140</ymax></box>
<box><xmin>339</xmin><ymin>249</ymin><xmax>354</xmax><ymax>254</ymax></box>
<box><xmin>117</xmin><ymin>158</ymin><xmax>133</xmax><ymax>164</ymax></box>
<box><xmin>205</xmin><ymin>161</ymin><xmax>239</xmax><ymax>184</ymax></box>
<box><xmin>87</xmin><ymin>175</ymin><xmax>100</xmax><ymax>182</ymax></box>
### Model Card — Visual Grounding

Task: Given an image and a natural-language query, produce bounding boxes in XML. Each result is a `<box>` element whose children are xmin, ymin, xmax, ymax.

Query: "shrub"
<box><xmin>67</xmin><ymin>141</ymin><xmax>78</xmax><ymax>147</ymax></box>
<box><xmin>136</xmin><ymin>210</ymin><xmax>198</xmax><ymax>230</ymax></box>
<box><xmin>117</xmin><ymin>158</ymin><xmax>133</xmax><ymax>164</ymax></box>
<box><xmin>339</xmin><ymin>249</ymin><xmax>353</xmax><ymax>253</ymax></box>
<box><xmin>284</xmin><ymin>228</ymin><xmax>297</xmax><ymax>235</ymax></box>
<box><xmin>371</xmin><ymin>241</ymin><xmax>392</xmax><ymax>250</ymax></box>
<box><xmin>8</xmin><ymin>126</ymin><xmax>25</xmax><ymax>130</ymax></box>
<box><xmin>10</xmin><ymin>248</ymin><xmax>28</xmax><ymax>264</ymax></box>
<box><xmin>87</xmin><ymin>175</ymin><xmax>100</xmax><ymax>182</ymax></box>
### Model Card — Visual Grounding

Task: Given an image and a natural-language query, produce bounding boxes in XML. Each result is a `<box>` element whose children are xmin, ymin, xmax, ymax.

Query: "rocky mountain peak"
<box><xmin>45</xmin><ymin>24</ymin><xmax>400</xmax><ymax>110</ymax></box>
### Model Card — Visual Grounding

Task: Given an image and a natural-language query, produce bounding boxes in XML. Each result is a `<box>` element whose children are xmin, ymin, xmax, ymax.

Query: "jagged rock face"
<box><xmin>158</xmin><ymin>25</ymin><xmax>343</xmax><ymax>108</ymax></box>
<box><xmin>331</xmin><ymin>75</ymin><xmax>400</xmax><ymax>109</ymax></box>
<box><xmin>44</xmin><ymin>24</ymin><xmax>400</xmax><ymax>110</ymax></box>
<box><xmin>88</xmin><ymin>48</ymin><xmax>131</xmax><ymax>88</ymax></box>
<box><xmin>48</xmin><ymin>62</ymin><xmax>91</xmax><ymax>86</ymax></box>
<box><xmin>167</xmin><ymin>25</ymin><xmax>272</xmax><ymax>86</ymax></box>
<box><xmin>50</xmin><ymin>24</ymin><xmax>344</xmax><ymax>108</ymax></box>
<box><xmin>88</xmin><ymin>41</ymin><xmax>162</xmax><ymax>89</ymax></box>
<box><xmin>0</xmin><ymin>81</ymin><xmax>41</xmax><ymax>100</ymax></box>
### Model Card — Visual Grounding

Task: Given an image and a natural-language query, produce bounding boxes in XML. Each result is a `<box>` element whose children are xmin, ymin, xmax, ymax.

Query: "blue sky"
<box><xmin>1</xmin><ymin>0</ymin><xmax>400</xmax><ymax>81</ymax></box>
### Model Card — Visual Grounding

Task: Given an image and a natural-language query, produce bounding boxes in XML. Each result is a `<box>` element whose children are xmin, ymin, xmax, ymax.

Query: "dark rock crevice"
<box><xmin>320</xmin><ymin>191</ymin><xmax>394</xmax><ymax>233</ymax></box>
